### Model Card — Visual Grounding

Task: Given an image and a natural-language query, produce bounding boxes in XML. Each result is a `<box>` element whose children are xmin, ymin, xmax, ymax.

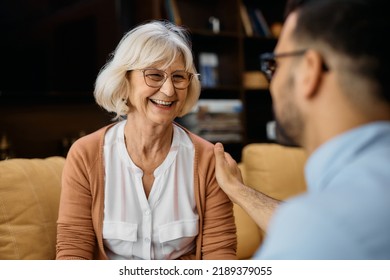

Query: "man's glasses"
<box><xmin>139</xmin><ymin>68</ymin><xmax>198</xmax><ymax>90</ymax></box>
<box><xmin>259</xmin><ymin>50</ymin><xmax>307</xmax><ymax>81</ymax></box>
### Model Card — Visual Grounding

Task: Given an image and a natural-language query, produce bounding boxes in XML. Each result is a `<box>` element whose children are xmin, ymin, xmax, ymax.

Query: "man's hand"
<box><xmin>213</xmin><ymin>142</ymin><xmax>243</xmax><ymax>201</ymax></box>
<box><xmin>214</xmin><ymin>142</ymin><xmax>280</xmax><ymax>231</ymax></box>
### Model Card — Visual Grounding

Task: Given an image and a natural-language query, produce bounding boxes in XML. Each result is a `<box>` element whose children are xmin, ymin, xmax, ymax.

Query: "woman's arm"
<box><xmin>200</xmin><ymin>145</ymin><xmax>238</xmax><ymax>260</ymax></box>
<box><xmin>56</xmin><ymin>141</ymin><xmax>97</xmax><ymax>260</ymax></box>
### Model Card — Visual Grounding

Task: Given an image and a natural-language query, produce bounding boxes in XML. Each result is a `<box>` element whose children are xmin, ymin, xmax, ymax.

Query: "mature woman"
<box><xmin>56</xmin><ymin>20</ymin><xmax>237</xmax><ymax>260</ymax></box>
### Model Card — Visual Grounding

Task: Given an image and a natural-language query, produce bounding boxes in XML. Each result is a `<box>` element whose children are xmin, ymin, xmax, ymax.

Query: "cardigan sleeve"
<box><xmin>196</xmin><ymin>138</ymin><xmax>238</xmax><ymax>260</ymax></box>
<box><xmin>201</xmin><ymin>174</ymin><xmax>237</xmax><ymax>259</ymax></box>
<box><xmin>56</xmin><ymin>138</ymin><xmax>98</xmax><ymax>260</ymax></box>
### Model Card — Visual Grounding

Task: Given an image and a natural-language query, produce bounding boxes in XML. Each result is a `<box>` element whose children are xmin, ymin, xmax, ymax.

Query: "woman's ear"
<box><xmin>298</xmin><ymin>49</ymin><xmax>325</xmax><ymax>99</ymax></box>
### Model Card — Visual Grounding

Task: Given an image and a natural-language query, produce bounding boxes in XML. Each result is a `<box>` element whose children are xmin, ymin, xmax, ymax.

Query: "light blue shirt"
<box><xmin>254</xmin><ymin>121</ymin><xmax>390</xmax><ymax>259</ymax></box>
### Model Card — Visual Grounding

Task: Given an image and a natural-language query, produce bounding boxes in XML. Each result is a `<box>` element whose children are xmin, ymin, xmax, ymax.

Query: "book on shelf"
<box><xmin>242</xmin><ymin>3</ymin><xmax>272</xmax><ymax>38</ymax></box>
<box><xmin>198</xmin><ymin>52</ymin><xmax>219</xmax><ymax>87</ymax></box>
<box><xmin>254</xmin><ymin>9</ymin><xmax>272</xmax><ymax>37</ymax></box>
<box><xmin>165</xmin><ymin>0</ymin><xmax>182</xmax><ymax>25</ymax></box>
<box><xmin>239</xmin><ymin>3</ymin><xmax>253</xmax><ymax>36</ymax></box>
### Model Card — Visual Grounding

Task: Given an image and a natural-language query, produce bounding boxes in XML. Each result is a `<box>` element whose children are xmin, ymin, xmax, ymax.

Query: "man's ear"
<box><xmin>299</xmin><ymin>49</ymin><xmax>324</xmax><ymax>99</ymax></box>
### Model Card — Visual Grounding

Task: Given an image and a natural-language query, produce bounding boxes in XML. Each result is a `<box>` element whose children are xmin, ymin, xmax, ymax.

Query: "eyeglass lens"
<box><xmin>260</xmin><ymin>54</ymin><xmax>276</xmax><ymax>81</ymax></box>
<box><xmin>260</xmin><ymin>50</ymin><xmax>309</xmax><ymax>81</ymax></box>
<box><xmin>143</xmin><ymin>69</ymin><xmax>192</xmax><ymax>89</ymax></box>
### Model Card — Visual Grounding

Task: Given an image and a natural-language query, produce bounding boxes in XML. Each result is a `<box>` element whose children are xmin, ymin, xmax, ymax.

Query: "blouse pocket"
<box><xmin>103</xmin><ymin>221</ymin><xmax>137</xmax><ymax>258</ymax></box>
<box><xmin>158</xmin><ymin>219</ymin><xmax>199</xmax><ymax>256</ymax></box>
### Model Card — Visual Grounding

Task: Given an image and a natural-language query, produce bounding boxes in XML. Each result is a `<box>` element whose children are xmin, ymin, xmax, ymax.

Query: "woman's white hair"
<box><xmin>94</xmin><ymin>20</ymin><xmax>201</xmax><ymax>120</ymax></box>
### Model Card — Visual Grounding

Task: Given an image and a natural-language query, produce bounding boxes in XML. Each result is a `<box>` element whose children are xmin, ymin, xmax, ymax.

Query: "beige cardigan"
<box><xmin>56</xmin><ymin>122</ymin><xmax>237</xmax><ymax>260</ymax></box>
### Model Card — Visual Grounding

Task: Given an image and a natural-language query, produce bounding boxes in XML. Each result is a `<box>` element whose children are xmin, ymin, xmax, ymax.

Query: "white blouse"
<box><xmin>102</xmin><ymin>120</ymin><xmax>198</xmax><ymax>259</ymax></box>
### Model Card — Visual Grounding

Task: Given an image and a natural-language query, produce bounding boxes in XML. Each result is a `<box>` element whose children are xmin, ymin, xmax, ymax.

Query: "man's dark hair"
<box><xmin>285</xmin><ymin>0</ymin><xmax>390</xmax><ymax>103</ymax></box>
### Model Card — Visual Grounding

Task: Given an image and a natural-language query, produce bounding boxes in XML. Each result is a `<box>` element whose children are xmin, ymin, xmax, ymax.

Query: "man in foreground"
<box><xmin>214</xmin><ymin>0</ymin><xmax>390</xmax><ymax>259</ymax></box>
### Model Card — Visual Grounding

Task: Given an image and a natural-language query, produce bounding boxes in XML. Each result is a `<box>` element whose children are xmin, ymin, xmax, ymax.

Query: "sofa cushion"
<box><xmin>242</xmin><ymin>143</ymin><xmax>307</xmax><ymax>200</ymax></box>
<box><xmin>0</xmin><ymin>157</ymin><xmax>65</xmax><ymax>259</ymax></box>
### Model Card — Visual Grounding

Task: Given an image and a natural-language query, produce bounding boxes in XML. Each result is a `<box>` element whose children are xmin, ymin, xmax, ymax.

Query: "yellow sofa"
<box><xmin>0</xmin><ymin>143</ymin><xmax>307</xmax><ymax>260</ymax></box>
<box><xmin>0</xmin><ymin>157</ymin><xmax>64</xmax><ymax>259</ymax></box>
<box><xmin>234</xmin><ymin>143</ymin><xmax>307</xmax><ymax>259</ymax></box>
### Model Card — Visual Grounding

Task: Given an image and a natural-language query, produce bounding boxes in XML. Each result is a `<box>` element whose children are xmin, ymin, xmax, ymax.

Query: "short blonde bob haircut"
<box><xmin>94</xmin><ymin>20</ymin><xmax>201</xmax><ymax>120</ymax></box>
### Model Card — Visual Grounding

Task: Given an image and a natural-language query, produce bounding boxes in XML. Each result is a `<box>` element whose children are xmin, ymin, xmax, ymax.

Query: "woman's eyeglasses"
<box><xmin>138</xmin><ymin>68</ymin><xmax>199</xmax><ymax>90</ymax></box>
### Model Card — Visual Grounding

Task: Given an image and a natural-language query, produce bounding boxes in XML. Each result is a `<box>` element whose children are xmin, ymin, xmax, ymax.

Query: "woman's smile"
<box><xmin>150</xmin><ymin>99</ymin><xmax>175</xmax><ymax>107</ymax></box>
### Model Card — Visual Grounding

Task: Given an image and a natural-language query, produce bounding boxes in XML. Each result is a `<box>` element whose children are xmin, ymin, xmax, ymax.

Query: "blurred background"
<box><xmin>0</xmin><ymin>0</ymin><xmax>286</xmax><ymax>161</ymax></box>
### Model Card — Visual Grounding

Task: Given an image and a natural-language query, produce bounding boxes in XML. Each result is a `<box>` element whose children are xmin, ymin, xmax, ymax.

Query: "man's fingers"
<box><xmin>214</xmin><ymin>142</ymin><xmax>225</xmax><ymax>164</ymax></box>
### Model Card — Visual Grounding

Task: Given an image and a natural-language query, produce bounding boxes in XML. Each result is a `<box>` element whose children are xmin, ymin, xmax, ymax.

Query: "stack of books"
<box><xmin>178</xmin><ymin>99</ymin><xmax>243</xmax><ymax>143</ymax></box>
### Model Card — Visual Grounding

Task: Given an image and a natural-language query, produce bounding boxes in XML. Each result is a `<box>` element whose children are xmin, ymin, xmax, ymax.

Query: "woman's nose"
<box><xmin>159</xmin><ymin>76</ymin><xmax>176</xmax><ymax>96</ymax></box>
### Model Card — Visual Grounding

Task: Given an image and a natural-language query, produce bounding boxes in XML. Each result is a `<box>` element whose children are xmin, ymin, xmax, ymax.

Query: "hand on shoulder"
<box><xmin>213</xmin><ymin>142</ymin><xmax>244</xmax><ymax>201</ymax></box>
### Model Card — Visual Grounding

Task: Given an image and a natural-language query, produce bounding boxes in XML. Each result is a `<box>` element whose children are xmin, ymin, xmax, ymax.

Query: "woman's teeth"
<box><xmin>151</xmin><ymin>99</ymin><xmax>173</xmax><ymax>106</ymax></box>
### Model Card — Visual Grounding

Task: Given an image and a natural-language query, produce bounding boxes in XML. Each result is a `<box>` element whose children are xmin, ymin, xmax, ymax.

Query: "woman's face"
<box><xmin>127</xmin><ymin>57</ymin><xmax>189</xmax><ymax>126</ymax></box>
